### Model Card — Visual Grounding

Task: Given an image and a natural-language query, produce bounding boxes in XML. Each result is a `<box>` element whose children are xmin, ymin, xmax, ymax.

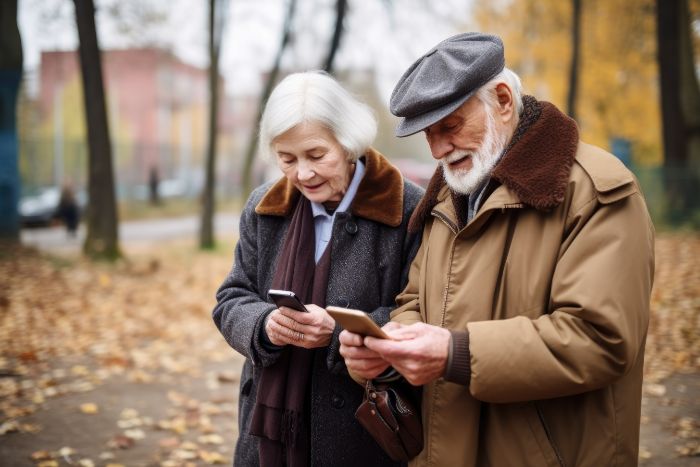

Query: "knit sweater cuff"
<box><xmin>444</xmin><ymin>330</ymin><xmax>471</xmax><ymax>386</ymax></box>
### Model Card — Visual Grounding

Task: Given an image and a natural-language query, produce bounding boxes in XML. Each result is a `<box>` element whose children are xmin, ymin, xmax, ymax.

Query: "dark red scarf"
<box><xmin>249</xmin><ymin>196</ymin><xmax>331</xmax><ymax>467</ymax></box>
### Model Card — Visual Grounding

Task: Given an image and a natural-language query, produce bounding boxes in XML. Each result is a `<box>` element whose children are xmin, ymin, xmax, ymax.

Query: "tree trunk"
<box><xmin>324</xmin><ymin>0</ymin><xmax>347</xmax><ymax>74</ymax></box>
<box><xmin>199</xmin><ymin>0</ymin><xmax>222</xmax><ymax>249</ymax></box>
<box><xmin>0</xmin><ymin>0</ymin><xmax>23</xmax><ymax>240</ymax></box>
<box><xmin>74</xmin><ymin>0</ymin><xmax>120</xmax><ymax>259</ymax></box>
<box><xmin>656</xmin><ymin>0</ymin><xmax>700</xmax><ymax>224</ymax></box>
<box><xmin>566</xmin><ymin>0</ymin><xmax>581</xmax><ymax>120</ymax></box>
<box><xmin>241</xmin><ymin>0</ymin><xmax>297</xmax><ymax>198</ymax></box>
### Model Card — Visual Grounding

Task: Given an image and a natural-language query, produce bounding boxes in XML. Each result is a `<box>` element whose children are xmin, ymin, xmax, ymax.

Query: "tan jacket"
<box><xmin>392</xmin><ymin>101</ymin><xmax>655</xmax><ymax>467</ymax></box>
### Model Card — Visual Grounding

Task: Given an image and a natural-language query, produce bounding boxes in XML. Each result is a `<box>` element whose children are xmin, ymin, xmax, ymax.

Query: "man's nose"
<box><xmin>428</xmin><ymin>134</ymin><xmax>454</xmax><ymax>160</ymax></box>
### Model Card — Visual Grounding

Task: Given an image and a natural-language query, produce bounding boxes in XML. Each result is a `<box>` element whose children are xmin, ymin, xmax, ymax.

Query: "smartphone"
<box><xmin>268</xmin><ymin>289</ymin><xmax>309</xmax><ymax>312</ymax></box>
<box><xmin>326</xmin><ymin>306</ymin><xmax>390</xmax><ymax>339</ymax></box>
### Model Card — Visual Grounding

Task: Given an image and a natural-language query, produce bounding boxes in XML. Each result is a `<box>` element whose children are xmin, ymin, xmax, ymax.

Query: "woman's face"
<box><xmin>273</xmin><ymin>122</ymin><xmax>354</xmax><ymax>204</ymax></box>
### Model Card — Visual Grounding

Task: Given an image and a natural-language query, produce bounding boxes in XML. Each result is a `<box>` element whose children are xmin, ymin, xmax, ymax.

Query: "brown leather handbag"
<box><xmin>354</xmin><ymin>379</ymin><xmax>423</xmax><ymax>461</ymax></box>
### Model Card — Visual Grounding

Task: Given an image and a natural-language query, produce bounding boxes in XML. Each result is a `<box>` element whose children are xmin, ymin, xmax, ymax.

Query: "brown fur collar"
<box><xmin>408</xmin><ymin>97</ymin><xmax>579</xmax><ymax>233</ymax></box>
<box><xmin>255</xmin><ymin>147</ymin><xmax>406</xmax><ymax>227</ymax></box>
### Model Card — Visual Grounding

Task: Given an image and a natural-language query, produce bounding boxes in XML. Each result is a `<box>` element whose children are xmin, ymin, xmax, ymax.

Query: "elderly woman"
<box><xmin>212</xmin><ymin>71</ymin><xmax>423</xmax><ymax>467</ymax></box>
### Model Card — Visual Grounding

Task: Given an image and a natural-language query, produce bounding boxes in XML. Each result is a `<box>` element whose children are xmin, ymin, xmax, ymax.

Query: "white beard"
<box><xmin>440</xmin><ymin>111</ymin><xmax>509</xmax><ymax>195</ymax></box>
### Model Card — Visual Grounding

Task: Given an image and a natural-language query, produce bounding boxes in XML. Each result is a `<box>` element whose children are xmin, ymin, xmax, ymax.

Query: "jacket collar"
<box><xmin>255</xmin><ymin>147</ymin><xmax>406</xmax><ymax>227</ymax></box>
<box><xmin>408</xmin><ymin>97</ymin><xmax>579</xmax><ymax>232</ymax></box>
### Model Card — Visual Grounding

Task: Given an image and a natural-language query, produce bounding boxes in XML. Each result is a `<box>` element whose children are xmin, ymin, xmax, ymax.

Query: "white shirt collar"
<box><xmin>310</xmin><ymin>158</ymin><xmax>366</xmax><ymax>218</ymax></box>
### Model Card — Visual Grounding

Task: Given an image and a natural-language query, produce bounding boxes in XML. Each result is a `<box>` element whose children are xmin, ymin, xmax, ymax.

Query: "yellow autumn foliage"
<box><xmin>474</xmin><ymin>0</ymin><xmax>663</xmax><ymax>166</ymax></box>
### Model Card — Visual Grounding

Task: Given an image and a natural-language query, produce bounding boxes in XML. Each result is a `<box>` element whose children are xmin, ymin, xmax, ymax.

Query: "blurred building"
<box><xmin>34</xmin><ymin>48</ymin><xmax>233</xmax><ymax>199</ymax></box>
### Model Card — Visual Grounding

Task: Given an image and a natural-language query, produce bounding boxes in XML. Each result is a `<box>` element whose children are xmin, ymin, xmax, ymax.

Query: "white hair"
<box><xmin>475</xmin><ymin>67</ymin><xmax>524</xmax><ymax>115</ymax></box>
<box><xmin>258</xmin><ymin>71</ymin><xmax>377</xmax><ymax>161</ymax></box>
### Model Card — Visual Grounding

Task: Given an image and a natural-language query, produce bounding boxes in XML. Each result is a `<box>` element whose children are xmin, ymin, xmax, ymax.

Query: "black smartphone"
<box><xmin>268</xmin><ymin>289</ymin><xmax>309</xmax><ymax>312</ymax></box>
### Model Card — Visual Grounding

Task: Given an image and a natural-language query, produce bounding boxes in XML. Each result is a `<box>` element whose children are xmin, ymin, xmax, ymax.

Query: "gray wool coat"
<box><xmin>213</xmin><ymin>149</ymin><xmax>424</xmax><ymax>467</ymax></box>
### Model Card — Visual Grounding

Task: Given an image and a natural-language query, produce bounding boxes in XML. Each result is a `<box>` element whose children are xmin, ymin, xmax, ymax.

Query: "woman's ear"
<box><xmin>494</xmin><ymin>83</ymin><xmax>515</xmax><ymax>124</ymax></box>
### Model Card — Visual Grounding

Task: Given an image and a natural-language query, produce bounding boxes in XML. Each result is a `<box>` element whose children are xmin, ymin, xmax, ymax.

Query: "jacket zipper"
<box><xmin>431</xmin><ymin>210</ymin><xmax>458</xmax><ymax>234</ymax></box>
<box><xmin>439</xmin><ymin>242</ymin><xmax>456</xmax><ymax>328</ymax></box>
<box><xmin>426</xmin><ymin>208</ymin><xmax>456</xmax><ymax>465</ymax></box>
<box><xmin>491</xmin><ymin>210</ymin><xmax>518</xmax><ymax>314</ymax></box>
<box><xmin>535</xmin><ymin>403</ymin><xmax>566</xmax><ymax>467</ymax></box>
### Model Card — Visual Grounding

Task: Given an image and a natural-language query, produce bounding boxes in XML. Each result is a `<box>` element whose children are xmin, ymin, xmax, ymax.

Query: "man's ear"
<box><xmin>494</xmin><ymin>83</ymin><xmax>515</xmax><ymax>124</ymax></box>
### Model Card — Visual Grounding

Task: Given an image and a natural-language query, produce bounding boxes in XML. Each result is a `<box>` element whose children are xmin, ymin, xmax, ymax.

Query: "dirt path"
<box><xmin>0</xmin><ymin>355</ymin><xmax>244</xmax><ymax>466</ymax></box>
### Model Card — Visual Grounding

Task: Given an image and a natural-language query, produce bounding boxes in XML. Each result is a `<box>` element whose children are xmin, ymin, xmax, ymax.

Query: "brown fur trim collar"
<box><xmin>255</xmin><ymin>147</ymin><xmax>406</xmax><ymax>227</ymax></box>
<box><xmin>408</xmin><ymin>98</ymin><xmax>579</xmax><ymax>233</ymax></box>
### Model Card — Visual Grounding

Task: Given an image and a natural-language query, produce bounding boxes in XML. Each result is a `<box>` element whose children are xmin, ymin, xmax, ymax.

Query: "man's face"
<box><xmin>424</xmin><ymin>95</ymin><xmax>509</xmax><ymax>195</ymax></box>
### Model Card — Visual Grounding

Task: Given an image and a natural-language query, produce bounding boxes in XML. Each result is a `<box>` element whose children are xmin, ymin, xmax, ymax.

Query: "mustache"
<box><xmin>442</xmin><ymin>149</ymin><xmax>472</xmax><ymax>165</ymax></box>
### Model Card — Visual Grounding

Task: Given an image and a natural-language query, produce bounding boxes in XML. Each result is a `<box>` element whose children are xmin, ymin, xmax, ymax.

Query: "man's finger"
<box><xmin>364</xmin><ymin>336</ymin><xmax>409</xmax><ymax>357</ymax></box>
<box><xmin>382</xmin><ymin>321</ymin><xmax>404</xmax><ymax>332</ymax></box>
<box><xmin>339</xmin><ymin>330</ymin><xmax>364</xmax><ymax>346</ymax></box>
<box><xmin>340</xmin><ymin>344</ymin><xmax>381</xmax><ymax>359</ymax></box>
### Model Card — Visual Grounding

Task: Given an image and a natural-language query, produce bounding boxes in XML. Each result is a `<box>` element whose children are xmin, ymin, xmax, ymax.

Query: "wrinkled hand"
<box><xmin>364</xmin><ymin>322</ymin><xmax>451</xmax><ymax>386</ymax></box>
<box><xmin>339</xmin><ymin>322</ymin><xmax>404</xmax><ymax>380</ymax></box>
<box><xmin>265</xmin><ymin>304</ymin><xmax>336</xmax><ymax>349</ymax></box>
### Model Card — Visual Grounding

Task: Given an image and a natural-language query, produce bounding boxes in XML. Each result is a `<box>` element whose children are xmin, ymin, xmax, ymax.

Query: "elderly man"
<box><xmin>340</xmin><ymin>32</ymin><xmax>655</xmax><ymax>466</ymax></box>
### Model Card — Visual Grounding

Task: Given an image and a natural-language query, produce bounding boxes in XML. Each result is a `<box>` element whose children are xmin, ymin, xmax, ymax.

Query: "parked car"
<box><xmin>19</xmin><ymin>186</ymin><xmax>86</xmax><ymax>227</ymax></box>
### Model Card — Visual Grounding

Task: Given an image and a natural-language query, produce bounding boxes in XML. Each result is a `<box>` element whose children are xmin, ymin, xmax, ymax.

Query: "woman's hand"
<box><xmin>265</xmin><ymin>304</ymin><xmax>336</xmax><ymax>349</ymax></box>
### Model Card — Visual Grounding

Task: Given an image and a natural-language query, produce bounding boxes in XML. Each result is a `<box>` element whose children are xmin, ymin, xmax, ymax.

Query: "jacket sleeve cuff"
<box><xmin>444</xmin><ymin>329</ymin><xmax>471</xmax><ymax>386</ymax></box>
<box><xmin>259</xmin><ymin>309</ymin><xmax>284</xmax><ymax>351</ymax></box>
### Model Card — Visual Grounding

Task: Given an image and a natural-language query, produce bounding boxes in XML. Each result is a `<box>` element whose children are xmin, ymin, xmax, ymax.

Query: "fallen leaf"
<box><xmin>172</xmin><ymin>449</ymin><xmax>198</xmax><ymax>460</ymax></box>
<box><xmin>107</xmin><ymin>434</ymin><xmax>135</xmax><ymax>450</ymax></box>
<box><xmin>20</xmin><ymin>422</ymin><xmax>41</xmax><ymax>433</ymax></box>
<box><xmin>216</xmin><ymin>371</ymin><xmax>238</xmax><ymax>383</ymax></box>
<box><xmin>30</xmin><ymin>450</ymin><xmax>54</xmax><ymax>461</ymax></box>
<box><xmin>120</xmin><ymin>408</ymin><xmax>139</xmax><ymax>419</ymax></box>
<box><xmin>0</xmin><ymin>420</ymin><xmax>19</xmax><ymax>435</ymax></box>
<box><xmin>197</xmin><ymin>434</ymin><xmax>224</xmax><ymax>445</ymax></box>
<box><xmin>180</xmin><ymin>441</ymin><xmax>199</xmax><ymax>451</ymax></box>
<box><xmin>644</xmin><ymin>383</ymin><xmax>666</xmax><ymax>397</ymax></box>
<box><xmin>71</xmin><ymin>365</ymin><xmax>90</xmax><ymax>376</ymax></box>
<box><xmin>124</xmin><ymin>428</ymin><xmax>146</xmax><ymax>440</ymax></box>
<box><xmin>638</xmin><ymin>446</ymin><xmax>652</xmax><ymax>459</ymax></box>
<box><xmin>80</xmin><ymin>403</ymin><xmax>99</xmax><ymax>414</ymax></box>
<box><xmin>199</xmin><ymin>450</ymin><xmax>227</xmax><ymax>464</ymax></box>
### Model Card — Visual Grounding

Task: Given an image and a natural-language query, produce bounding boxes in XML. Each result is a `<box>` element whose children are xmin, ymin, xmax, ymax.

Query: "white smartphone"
<box><xmin>268</xmin><ymin>289</ymin><xmax>309</xmax><ymax>312</ymax></box>
<box><xmin>326</xmin><ymin>306</ymin><xmax>390</xmax><ymax>339</ymax></box>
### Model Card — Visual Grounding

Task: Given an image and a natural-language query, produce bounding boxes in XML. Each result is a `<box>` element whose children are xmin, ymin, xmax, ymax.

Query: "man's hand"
<box><xmin>364</xmin><ymin>322</ymin><xmax>451</xmax><ymax>386</ymax></box>
<box><xmin>265</xmin><ymin>304</ymin><xmax>335</xmax><ymax>349</ymax></box>
<box><xmin>339</xmin><ymin>322</ymin><xmax>404</xmax><ymax>379</ymax></box>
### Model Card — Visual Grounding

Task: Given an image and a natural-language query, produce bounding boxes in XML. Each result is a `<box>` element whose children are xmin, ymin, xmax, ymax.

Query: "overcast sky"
<box><xmin>18</xmin><ymin>0</ymin><xmax>475</xmax><ymax>103</ymax></box>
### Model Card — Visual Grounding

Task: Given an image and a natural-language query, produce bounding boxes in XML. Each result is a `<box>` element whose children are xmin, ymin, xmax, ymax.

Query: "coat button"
<box><xmin>344</xmin><ymin>221</ymin><xmax>358</xmax><ymax>235</ymax></box>
<box><xmin>331</xmin><ymin>394</ymin><xmax>345</xmax><ymax>409</ymax></box>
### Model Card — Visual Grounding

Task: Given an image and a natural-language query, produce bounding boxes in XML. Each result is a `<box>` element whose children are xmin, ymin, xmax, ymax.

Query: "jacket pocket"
<box><xmin>531</xmin><ymin>402</ymin><xmax>566</xmax><ymax>467</ymax></box>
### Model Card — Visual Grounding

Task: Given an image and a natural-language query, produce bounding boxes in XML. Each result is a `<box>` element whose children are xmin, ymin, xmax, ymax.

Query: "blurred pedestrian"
<box><xmin>55</xmin><ymin>184</ymin><xmax>80</xmax><ymax>236</ymax></box>
<box><xmin>212</xmin><ymin>71</ymin><xmax>423</xmax><ymax>467</ymax></box>
<box><xmin>341</xmin><ymin>32</ymin><xmax>655</xmax><ymax>466</ymax></box>
<box><xmin>148</xmin><ymin>165</ymin><xmax>160</xmax><ymax>205</ymax></box>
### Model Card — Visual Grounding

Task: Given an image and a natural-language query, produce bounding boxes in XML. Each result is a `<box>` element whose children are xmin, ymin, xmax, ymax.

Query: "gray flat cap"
<box><xmin>390</xmin><ymin>33</ymin><xmax>505</xmax><ymax>137</ymax></box>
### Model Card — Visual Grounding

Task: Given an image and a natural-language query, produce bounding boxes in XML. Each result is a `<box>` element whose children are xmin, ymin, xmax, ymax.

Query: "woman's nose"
<box><xmin>297</xmin><ymin>160</ymin><xmax>315</xmax><ymax>181</ymax></box>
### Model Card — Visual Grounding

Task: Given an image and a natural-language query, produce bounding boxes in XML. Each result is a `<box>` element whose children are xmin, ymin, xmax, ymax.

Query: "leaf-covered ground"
<box><xmin>0</xmin><ymin>232</ymin><xmax>698</xmax><ymax>466</ymax></box>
